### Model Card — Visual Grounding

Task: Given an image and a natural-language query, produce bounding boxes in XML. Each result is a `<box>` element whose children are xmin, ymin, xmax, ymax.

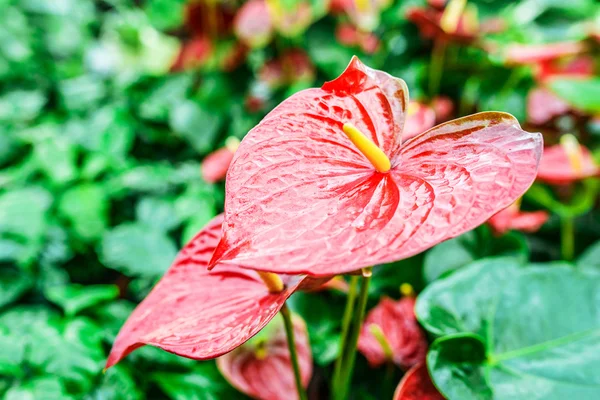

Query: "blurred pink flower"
<box><xmin>234</xmin><ymin>0</ymin><xmax>274</xmax><ymax>48</ymax></box>
<box><xmin>217</xmin><ymin>314</ymin><xmax>312</xmax><ymax>400</ymax></box>
<box><xmin>201</xmin><ymin>138</ymin><xmax>240</xmax><ymax>183</ymax></box>
<box><xmin>358</xmin><ymin>297</ymin><xmax>428</xmax><ymax>369</ymax></box>
<box><xmin>537</xmin><ymin>139</ymin><xmax>599</xmax><ymax>185</ymax></box>
<box><xmin>488</xmin><ymin>202</ymin><xmax>549</xmax><ymax>236</ymax></box>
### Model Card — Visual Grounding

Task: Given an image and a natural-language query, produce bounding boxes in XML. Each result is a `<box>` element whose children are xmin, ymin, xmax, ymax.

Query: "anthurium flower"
<box><xmin>234</xmin><ymin>0</ymin><xmax>274</xmax><ymax>48</ymax></box>
<box><xmin>217</xmin><ymin>314</ymin><xmax>312</xmax><ymax>400</ymax></box>
<box><xmin>537</xmin><ymin>135</ymin><xmax>599</xmax><ymax>185</ymax></box>
<box><xmin>106</xmin><ymin>214</ymin><xmax>326</xmax><ymax>368</ymax></box>
<box><xmin>208</xmin><ymin>57</ymin><xmax>543</xmax><ymax>277</ymax></box>
<box><xmin>357</xmin><ymin>296</ymin><xmax>427</xmax><ymax>368</ymax></box>
<box><xmin>201</xmin><ymin>137</ymin><xmax>240</xmax><ymax>183</ymax></box>
<box><xmin>488</xmin><ymin>201</ymin><xmax>549</xmax><ymax>236</ymax></box>
<box><xmin>393</xmin><ymin>362</ymin><xmax>444</xmax><ymax>400</ymax></box>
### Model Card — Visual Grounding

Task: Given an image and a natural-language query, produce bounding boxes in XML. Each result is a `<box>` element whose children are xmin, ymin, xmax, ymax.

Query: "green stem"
<box><xmin>334</xmin><ymin>268</ymin><xmax>373</xmax><ymax>400</ymax></box>
<box><xmin>561</xmin><ymin>216</ymin><xmax>575</xmax><ymax>261</ymax></box>
<box><xmin>429</xmin><ymin>39</ymin><xmax>447</xmax><ymax>97</ymax></box>
<box><xmin>332</xmin><ymin>276</ymin><xmax>359</xmax><ymax>392</ymax></box>
<box><xmin>281</xmin><ymin>304</ymin><xmax>308</xmax><ymax>400</ymax></box>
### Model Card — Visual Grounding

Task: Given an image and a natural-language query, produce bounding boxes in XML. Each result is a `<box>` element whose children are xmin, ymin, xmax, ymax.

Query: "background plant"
<box><xmin>1</xmin><ymin>0</ymin><xmax>599</xmax><ymax>399</ymax></box>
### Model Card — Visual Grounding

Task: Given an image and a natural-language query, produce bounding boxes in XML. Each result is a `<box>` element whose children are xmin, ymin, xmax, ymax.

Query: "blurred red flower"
<box><xmin>106</xmin><ymin>214</ymin><xmax>327</xmax><ymax>369</ymax></box>
<box><xmin>393</xmin><ymin>362</ymin><xmax>445</xmax><ymax>400</ymax></box>
<box><xmin>209</xmin><ymin>57</ymin><xmax>542</xmax><ymax>276</ymax></box>
<box><xmin>358</xmin><ymin>297</ymin><xmax>428</xmax><ymax>369</ymax></box>
<box><xmin>171</xmin><ymin>36</ymin><xmax>213</xmax><ymax>71</ymax></box>
<box><xmin>488</xmin><ymin>201</ymin><xmax>549</xmax><ymax>236</ymax></box>
<box><xmin>217</xmin><ymin>315</ymin><xmax>312</xmax><ymax>400</ymax></box>
<box><xmin>201</xmin><ymin>138</ymin><xmax>240</xmax><ymax>183</ymax></box>
<box><xmin>537</xmin><ymin>137</ymin><xmax>599</xmax><ymax>185</ymax></box>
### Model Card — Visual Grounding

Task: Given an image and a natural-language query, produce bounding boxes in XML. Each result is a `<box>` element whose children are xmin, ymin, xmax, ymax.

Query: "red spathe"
<box><xmin>209</xmin><ymin>57</ymin><xmax>543</xmax><ymax>276</ymax></box>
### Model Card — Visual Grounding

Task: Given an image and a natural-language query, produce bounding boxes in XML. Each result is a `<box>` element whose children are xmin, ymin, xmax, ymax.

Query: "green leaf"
<box><xmin>144</xmin><ymin>0</ymin><xmax>186</xmax><ymax>31</ymax></box>
<box><xmin>86</xmin><ymin>364</ymin><xmax>142</xmax><ymax>400</ymax></box>
<box><xmin>0</xmin><ymin>307</ymin><xmax>105</xmax><ymax>392</ymax></box>
<box><xmin>33</xmin><ymin>135</ymin><xmax>78</xmax><ymax>185</ymax></box>
<box><xmin>138</xmin><ymin>74</ymin><xmax>192</xmax><ymax>122</ymax></box>
<box><xmin>525</xmin><ymin>181</ymin><xmax>597</xmax><ymax>218</ymax></box>
<box><xmin>4</xmin><ymin>377</ymin><xmax>74</xmax><ymax>400</ymax></box>
<box><xmin>423</xmin><ymin>228</ymin><xmax>529</xmax><ymax>283</ymax></box>
<box><xmin>577</xmin><ymin>240</ymin><xmax>600</xmax><ymax>273</ymax></box>
<box><xmin>427</xmin><ymin>334</ymin><xmax>491</xmax><ymax>400</ymax></box>
<box><xmin>0</xmin><ymin>268</ymin><xmax>32</xmax><ymax>309</ymax></box>
<box><xmin>417</xmin><ymin>260</ymin><xmax>600</xmax><ymax>399</ymax></box>
<box><xmin>0</xmin><ymin>187</ymin><xmax>51</xmax><ymax>240</ymax></box>
<box><xmin>0</xmin><ymin>89</ymin><xmax>46</xmax><ymax>122</ymax></box>
<box><xmin>58</xmin><ymin>75</ymin><xmax>106</xmax><ymax>112</ymax></box>
<box><xmin>549</xmin><ymin>78</ymin><xmax>600</xmax><ymax>114</ymax></box>
<box><xmin>169</xmin><ymin>100</ymin><xmax>222</xmax><ymax>155</ymax></box>
<box><xmin>424</xmin><ymin>231</ymin><xmax>479</xmax><ymax>283</ymax></box>
<box><xmin>288</xmin><ymin>292</ymin><xmax>344</xmax><ymax>365</ymax></box>
<box><xmin>58</xmin><ymin>184</ymin><xmax>109</xmax><ymax>242</ymax></box>
<box><xmin>100</xmin><ymin>223</ymin><xmax>177</xmax><ymax>276</ymax></box>
<box><xmin>152</xmin><ymin>362</ymin><xmax>244</xmax><ymax>400</ymax></box>
<box><xmin>136</xmin><ymin>197</ymin><xmax>180</xmax><ymax>232</ymax></box>
<box><xmin>45</xmin><ymin>284</ymin><xmax>119</xmax><ymax>317</ymax></box>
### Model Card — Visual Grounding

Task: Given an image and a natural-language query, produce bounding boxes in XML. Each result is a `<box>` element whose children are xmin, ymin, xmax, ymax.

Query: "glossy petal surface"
<box><xmin>393</xmin><ymin>362</ymin><xmax>445</xmax><ymax>400</ymax></box>
<box><xmin>537</xmin><ymin>144</ymin><xmax>599</xmax><ymax>184</ymax></box>
<box><xmin>358</xmin><ymin>297</ymin><xmax>428</xmax><ymax>368</ymax></box>
<box><xmin>217</xmin><ymin>315</ymin><xmax>312</xmax><ymax>400</ymax></box>
<box><xmin>106</xmin><ymin>215</ymin><xmax>303</xmax><ymax>368</ymax></box>
<box><xmin>212</xmin><ymin>66</ymin><xmax>542</xmax><ymax>276</ymax></box>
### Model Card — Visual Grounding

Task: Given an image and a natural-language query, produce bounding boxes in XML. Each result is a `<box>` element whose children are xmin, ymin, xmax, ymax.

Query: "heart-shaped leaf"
<box><xmin>416</xmin><ymin>258</ymin><xmax>600</xmax><ymax>400</ymax></box>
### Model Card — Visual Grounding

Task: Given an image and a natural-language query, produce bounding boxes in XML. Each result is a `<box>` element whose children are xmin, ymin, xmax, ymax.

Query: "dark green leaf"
<box><xmin>170</xmin><ymin>100</ymin><xmax>222</xmax><ymax>155</ymax></box>
<box><xmin>417</xmin><ymin>260</ymin><xmax>600</xmax><ymax>399</ymax></box>
<box><xmin>100</xmin><ymin>223</ymin><xmax>177</xmax><ymax>276</ymax></box>
<box><xmin>58</xmin><ymin>184</ymin><xmax>109</xmax><ymax>242</ymax></box>
<box><xmin>45</xmin><ymin>284</ymin><xmax>119</xmax><ymax>317</ymax></box>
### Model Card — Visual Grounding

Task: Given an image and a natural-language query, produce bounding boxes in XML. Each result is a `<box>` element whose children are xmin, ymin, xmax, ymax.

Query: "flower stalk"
<box><xmin>332</xmin><ymin>275</ymin><xmax>359</xmax><ymax>391</ymax></box>
<box><xmin>334</xmin><ymin>267</ymin><xmax>373</xmax><ymax>400</ymax></box>
<box><xmin>280</xmin><ymin>304</ymin><xmax>308</xmax><ymax>400</ymax></box>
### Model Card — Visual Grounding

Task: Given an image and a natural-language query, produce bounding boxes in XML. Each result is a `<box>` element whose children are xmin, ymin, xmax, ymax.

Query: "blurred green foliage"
<box><xmin>0</xmin><ymin>0</ymin><xmax>599</xmax><ymax>398</ymax></box>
